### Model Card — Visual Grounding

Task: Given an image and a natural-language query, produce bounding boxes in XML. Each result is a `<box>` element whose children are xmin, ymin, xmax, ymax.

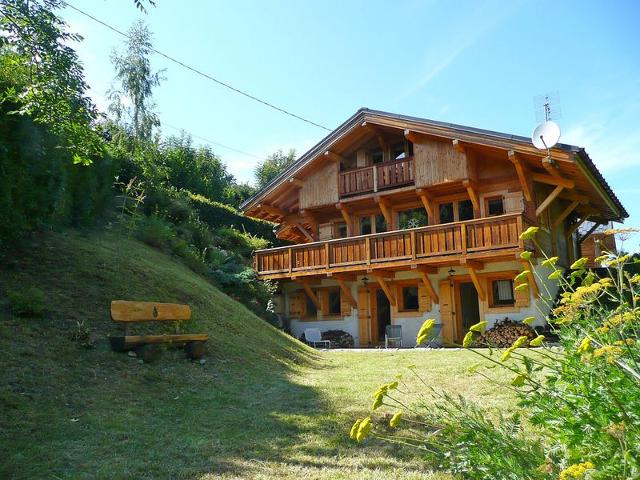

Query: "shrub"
<box><xmin>350</xmin><ymin>229</ymin><xmax>640</xmax><ymax>480</ymax></box>
<box><xmin>134</xmin><ymin>214</ymin><xmax>175</xmax><ymax>251</ymax></box>
<box><xmin>7</xmin><ymin>285</ymin><xmax>46</xmax><ymax>316</ymax></box>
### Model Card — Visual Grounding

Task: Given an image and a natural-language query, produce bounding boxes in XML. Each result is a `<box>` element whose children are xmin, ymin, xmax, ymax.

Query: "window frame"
<box><xmin>485</xmin><ymin>195</ymin><xmax>505</xmax><ymax>217</ymax></box>
<box><xmin>487</xmin><ymin>275</ymin><xmax>516</xmax><ymax>309</ymax></box>
<box><xmin>398</xmin><ymin>285</ymin><xmax>420</xmax><ymax>312</ymax></box>
<box><xmin>437</xmin><ymin>198</ymin><xmax>475</xmax><ymax>224</ymax></box>
<box><xmin>327</xmin><ymin>288</ymin><xmax>342</xmax><ymax>316</ymax></box>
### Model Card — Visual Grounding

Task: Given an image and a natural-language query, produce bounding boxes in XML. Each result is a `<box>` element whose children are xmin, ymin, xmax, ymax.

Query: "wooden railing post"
<box><xmin>461</xmin><ymin>223</ymin><xmax>467</xmax><ymax>255</ymax></box>
<box><xmin>288</xmin><ymin>247</ymin><xmax>293</xmax><ymax>273</ymax></box>
<box><xmin>410</xmin><ymin>230</ymin><xmax>416</xmax><ymax>260</ymax></box>
<box><xmin>517</xmin><ymin>215</ymin><xmax>524</xmax><ymax>250</ymax></box>
<box><xmin>325</xmin><ymin>243</ymin><xmax>330</xmax><ymax>268</ymax></box>
<box><xmin>366</xmin><ymin>237</ymin><xmax>371</xmax><ymax>265</ymax></box>
<box><xmin>373</xmin><ymin>166</ymin><xmax>378</xmax><ymax>192</ymax></box>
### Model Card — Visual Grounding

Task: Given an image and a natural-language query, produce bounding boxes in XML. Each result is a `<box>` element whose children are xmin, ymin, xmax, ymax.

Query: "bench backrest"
<box><xmin>386</xmin><ymin>324</ymin><xmax>402</xmax><ymax>338</ymax></box>
<box><xmin>111</xmin><ymin>300</ymin><xmax>191</xmax><ymax>323</ymax></box>
<box><xmin>304</xmin><ymin>328</ymin><xmax>323</xmax><ymax>343</ymax></box>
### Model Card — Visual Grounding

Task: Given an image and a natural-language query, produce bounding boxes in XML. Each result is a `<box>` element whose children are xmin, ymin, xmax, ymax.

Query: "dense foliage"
<box><xmin>254</xmin><ymin>148</ymin><xmax>297</xmax><ymax>190</ymax></box>
<box><xmin>352</xmin><ymin>228</ymin><xmax>640</xmax><ymax>480</ymax></box>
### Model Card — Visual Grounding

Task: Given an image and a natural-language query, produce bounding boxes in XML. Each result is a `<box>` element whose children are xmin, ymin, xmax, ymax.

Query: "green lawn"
<box><xmin>0</xmin><ymin>230</ymin><xmax>515</xmax><ymax>479</ymax></box>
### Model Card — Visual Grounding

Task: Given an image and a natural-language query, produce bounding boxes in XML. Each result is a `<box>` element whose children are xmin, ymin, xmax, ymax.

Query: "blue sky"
<box><xmin>62</xmin><ymin>0</ymin><xmax>640</xmax><ymax>249</ymax></box>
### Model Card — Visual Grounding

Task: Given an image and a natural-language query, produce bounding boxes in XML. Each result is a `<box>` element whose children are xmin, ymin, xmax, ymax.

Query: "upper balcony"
<box><xmin>254</xmin><ymin>213</ymin><xmax>534</xmax><ymax>279</ymax></box>
<box><xmin>338</xmin><ymin>157</ymin><xmax>415</xmax><ymax>198</ymax></box>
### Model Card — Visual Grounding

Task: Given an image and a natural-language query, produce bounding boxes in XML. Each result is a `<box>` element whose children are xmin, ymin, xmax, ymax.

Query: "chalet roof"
<box><xmin>241</xmin><ymin>108</ymin><xmax>627</xmax><ymax>221</ymax></box>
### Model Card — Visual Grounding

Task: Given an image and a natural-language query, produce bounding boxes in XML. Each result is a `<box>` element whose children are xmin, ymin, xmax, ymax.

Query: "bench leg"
<box><xmin>134</xmin><ymin>344</ymin><xmax>161</xmax><ymax>363</ymax></box>
<box><xmin>185</xmin><ymin>341</ymin><xmax>207</xmax><ymax>360</ymax></box>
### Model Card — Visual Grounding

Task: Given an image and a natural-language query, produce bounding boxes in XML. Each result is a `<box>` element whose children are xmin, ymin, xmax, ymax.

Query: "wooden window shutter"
<box><xmin>340</xmin><ymin>289</ymin><xmax>351</xmax><ymax>317</ymax></box>
<box><xmin>514</xmin><ymin>278</ymin><xmax>530</xmax><ymax>308</ymax></box>
<box><xmin>418</xmin><ymin>282</ymin><xmax>431</xmax><ymax>312</ymax></box>
<box><xmin>504</xmin><ymin>191</ymin><xmax>524</xmax><ymax>214</ymax></box>
<box><xmin>289</xmin><ymin>292</ymin><xmax>305</xmax><ymax>317</ymax></box>
<box><xmin>357</xmin><ymin>288</ymin><xmax>370</xmax><ymax>345</ymax></box>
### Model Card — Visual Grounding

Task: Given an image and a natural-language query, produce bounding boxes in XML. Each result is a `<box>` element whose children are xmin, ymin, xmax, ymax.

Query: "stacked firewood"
<box><xmin>299</xmin><ymin>330</ymin><xmax>355</xmax><ymax>348</ymax></box>
<box><xmin>473</xmin><ymin>318</ymin><xmax>537</xmax><ymax>348</ymax></box>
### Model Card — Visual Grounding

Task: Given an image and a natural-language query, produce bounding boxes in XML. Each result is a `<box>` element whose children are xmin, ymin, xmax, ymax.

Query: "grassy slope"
<box><xmin>0</xmin><ymin>230</ymin><xmax>514</xmax><ymax>479</ymax></box>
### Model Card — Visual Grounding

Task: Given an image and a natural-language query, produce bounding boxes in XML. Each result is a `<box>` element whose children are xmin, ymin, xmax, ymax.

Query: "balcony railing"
<box><xmin>338</xmin><ymin>157</ymin><xmax>415</xmax><ymax>197</ymax></box>
<box><xmin>254</xmin><ymin>213</ymin><xmax>531</xmax><ymax>277</ymax></box>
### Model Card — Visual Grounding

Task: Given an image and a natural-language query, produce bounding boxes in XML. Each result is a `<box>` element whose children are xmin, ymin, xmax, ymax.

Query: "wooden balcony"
<box><xmin>254</xmin><ymin>213</ymin><xmax>532</xmax><ymax>279</ymax></box>
<box><xmin>338</xmin><ymin>157</ymin><xmax>415</xmax><ymax>197</ymax></box>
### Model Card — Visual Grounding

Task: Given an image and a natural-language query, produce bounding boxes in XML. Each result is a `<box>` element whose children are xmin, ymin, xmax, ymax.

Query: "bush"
<box><xmin>350</xmin><ymin>229</ymin><xmax>640</xmax><ymax>480</ymax></box>
<box><xmin>7</xmin><ymin>286</ymin><xmax>46</xmax><ymax>316</ymax></box>
<box><xmin>134</xmin><ymin>214</ymin><xmax>175</xmax><ymax>251</ymax></box>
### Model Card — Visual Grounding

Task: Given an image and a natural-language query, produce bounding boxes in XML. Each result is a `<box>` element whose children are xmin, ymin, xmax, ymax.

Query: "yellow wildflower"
<box><xmin>350</xmin><ymin>419</ymin><xmax>362</xmax><ymax>440</ymax></box>
<box><xmin>520</xmin><ymin>250</ymin><xmax>533</xmax><ymax>261</ymax></box>
<box><xmin>522</xmin><ymin>316</ymin><xmax>535</xmax><ymax>326</ymax></box>
<box><xmin>603</xmin><ymin>227</ymin><xmax>639</xmax><ymax>236</ymax></box>
<box><xmin>512</xmin><ymin>336</ymin><xmax>528</xmax><ymax>348</ymax></box>
<box><xmin>387</xmin><ymin>381</ymin><xmax>399</xmax><ymax>391</ymax></box>
<box><xmin>548</xmin><ymin>270</ymin><xmax>562</xmax><ymax>280</ymax></box>
<box><xmin>630</xmin><ymin>274</ymin><xmax>640</xmax><ymax>285</ymax></box>
<box><xmin>514</xmin><ymin>270</ymin><xmax>530</xmax><ymax>283</ymax></box>
<box><xmin>389</xmin><ymin>411</ymin><xmax>403</xmax><ymax>428</ymax></box>
<box><xmin>511</xmin><ymin>372</ymin><xmax>526</xmax><ymax>387</ymax></box>
<box><xmin>593</xmin><ymin>345</ymin><xmax>623</xmax><ymax>363</ymax></box>
<box><xmin>416</xmin><ymin>333</ymin><xmax>428</xmax><ymax>345</ymax></box>
<box><xmin>603</xmin><ymin>254</ymin><xmax>629</xmax><ymax>267</ymax></box>
<box><xmin>515</xmin><ymin>282</ymin><xmax>529</xmax><ymax>292</ymax></box>
<box><xmin>530</xmin><ymin>335</ymin><xmax>545</xmax><ymax>347</ymax></box>
<box><xmin>469</xmin><ymin>320</ymin><xmax>488</xmax><ymax>333</ymax></box>
<box><xmin>462</xmin><ymin>331</ymin><xmax>475</xmax><ymax>348</ymax></box>
<box><xmin>467</xmin><ymin>363</ymin><xmax>482</xmax><ymax>374</ymax></box>
<box><xmin>519</xmin><ymin>226</ymin><xmax>539</xmax><ymax>240</ymax></box>
<box><xmin>613</xmin><ymin>338</ymin><xmax>635</xmax><ymax>346</ymax></box>
<box><xmin>541</xmin><ymin>256</ymin><xmax>558</xmax><ymax>268</ymax></box>
<box><xmin>559</xmin><ymin>461</ymin><xmax>595</xmax><ymax>480</ymax></box>
<box><xmin>604</xmin><ymin>422</ymin><xmax>625</xmax><ymax>440</ymax></box>
<box><xmin>570</xmin><ymin>257</ymin><xmax>588</xmax><ymax>270</ymax></box>
<box><xmin>356</xmin><ymin>417</ymin><xmax>372</xmax><ymax>442</ymax></box>
<box><xmin>577</xmin><ymin>337</ymin><xmax>592</xmax><ymax>354</ymax></box>
<box><xmin>501</xmin><ymin>346</ymin><xmax>516</xmax><ymax>362</ymax></box>
<box><xmin>372</xmin><ymin>392</ymin><xmax>384</xmax><ymax>410</ymax></box>
<box><xmin>417</xmin><ymin>318</ymin><xmax>436</xmax><ymax>338</ymax></box>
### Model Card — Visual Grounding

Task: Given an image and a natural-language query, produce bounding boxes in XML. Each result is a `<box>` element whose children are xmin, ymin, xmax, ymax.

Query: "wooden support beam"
<box><xmin>404</xmin><ymin>129</ymin><xmax>419</xmax><ymax>144</ymax></box>
<box><xmin>329</xmin><ymin>273</ymin><xmax>358</xmax><ymax>281</ymax></box>
<box><xmin>460</xmin><ymin>259</ymin><xmax>484</xmax><ymax>269</ymax></box>
<box><xmin>324</xmin><ymin>150</ymin><xmax>347</xmax><ymax>163</ymax></box>
<box><xmin>336</xmin><ymin>203</ymin><xmax>353</xmax><ymax>235</ymax></box>
<box><xmin>462</xmin><ymin>179</ymin><xmax>480</xmax><ymax>212</ymax></box>
<box><xmin>419</xmin><ymin>270</ymin><xmax>439</xmax><ymax>304</ymax></box>
<box><xmin>362</xmin><ymin>122</ymin><xmax>387</xmax><ymax>151</ymax></box>
<box><xmin>373</xmin><ymin>274</ymin><xmax>396</xmax><ymax>306</ymax></box>
<box><xmin>416</xmin><ymin>188</ymin><xmax>435</xmax><ymax>219</ymax></box>
<box><xmin>257</xmin><ymin>203</ymin><xmax>288</xmax><ymax>218</ymax></box>
<box><xmin>375</xmin><ymin>195</ymin><xmax>392</xmax><ymax>227</ymax></box>
<box><xmin>536</xmin><ymin>185</ymin><xmax>564</xmax><ymax>217</ymax></box>
<box><xmin>293</xmin><ymin>222</ymin><xmax>314</xmax><ymax>242</ymax></box>
<box><xmin>508</xmin><ymin>150</ymin><xmax>533</xmax><ymax>202</ymax></box>
<box><xmin>568</xmin><ymin>216</ymin><xmax>591</xmax><ymax>237</ymax></box>
<box><xmin>532</xmin><ymin>172</ymin><xmax>575</xmax><ymax>189</ymax></box>
<box><xmin>467</xmin><ymin>263</ymin><xmax>486</xmax><ymax>301</ymax></box>
<box><xmin>552</xmin><ymin>200</ymin><xmax>580</xmax><ymax>228</ymax></box>
<box><xmin>417</xmin><ymin>265</ymin><xmax>438</xmax><ymax>274</ymax></box>
<box><xmin>336</xmin><ymin>279</ymin><xmax>357</xmax><ymax>308</ymax></box>
<box><xmin>288</xmin><ymin>177</ymin><xmax>304</xmax><ymax>188</ymax></box>
<box><xmin>452</xmin><ymin>139</ymin><xmax>465</xmax><ymax>153</ymax></box>
<box><xmin>542</xmin><ymin>156</ymin><xmax>565</xmax><ymax>181</ymax></box>
<box><xmin>521</xmin><ymin>260</ymin><xmax>539</xmax><ymax>298</ymax></box>
<box><xmin>299</xmin><ymin>281</ymin><xmax>321</xmax><ymax>309</ymax></box>
<box><xmin>368</xmin><ymin>269</ymin><xmax>395</xmax><ymax>278</ymax></box>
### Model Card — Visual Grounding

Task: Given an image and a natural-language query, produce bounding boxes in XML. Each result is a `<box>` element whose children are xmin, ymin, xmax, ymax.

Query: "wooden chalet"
<box><xmin>241</xmin><ymin>109</ymin><xmax>627</xmax><ymax>347</ymax></box>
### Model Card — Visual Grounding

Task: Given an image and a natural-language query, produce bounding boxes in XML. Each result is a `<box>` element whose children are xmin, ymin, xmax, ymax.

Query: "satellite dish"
<box><xmin>532</xmin><ymin>120</ymin><xmax>561</xmax><ymax>150</ymax></box>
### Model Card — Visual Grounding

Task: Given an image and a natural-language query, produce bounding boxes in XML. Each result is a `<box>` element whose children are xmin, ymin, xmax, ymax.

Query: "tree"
<box><xmin>108</xmin><ymin>20</ymin><xmax>164</xmax><ymax>141</ymax></box>
<box><xmin>254</xmin><ymin>149</ymin><xmax>297</xmax><ymax>190</ymax></box>
<box><xmin>0</xmin><ymin>0</ymin><xmax>102</xmax><ymax>164</ymax></box>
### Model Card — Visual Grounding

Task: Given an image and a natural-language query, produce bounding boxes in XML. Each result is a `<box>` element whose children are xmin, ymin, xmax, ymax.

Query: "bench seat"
<box><xmin>110</xmin><ymin>333</ymin><xmax>209</xmax><ymax>351</ymax></box>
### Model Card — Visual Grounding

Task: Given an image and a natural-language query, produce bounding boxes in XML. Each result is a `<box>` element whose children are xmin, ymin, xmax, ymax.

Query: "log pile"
<box><xmin>299</xmin><ymin>329</ymin><xmax>355</xmax><ymax>348</ymax></box>
<box><xmin>474</xmin><ymin>318</ymin><xmax>537</xmax><ymax>348</ymax></box>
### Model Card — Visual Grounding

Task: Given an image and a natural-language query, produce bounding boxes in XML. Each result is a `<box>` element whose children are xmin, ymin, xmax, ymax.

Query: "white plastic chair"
<box><xmin>385</xmin><ymin>325</ymin><xmax>403</xmax><ymax>348</ymax></box>
<box><xmin>304</xmin><ymin>328</ymin><xmax>331</xmax><ymax>349</ymax></box>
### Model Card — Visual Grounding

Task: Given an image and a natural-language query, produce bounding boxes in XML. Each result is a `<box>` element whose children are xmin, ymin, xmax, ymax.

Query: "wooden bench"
<box><xmin>109</xmin><ymin>300</ymin><xmax>208</xmax><ymax>362</ymax></box>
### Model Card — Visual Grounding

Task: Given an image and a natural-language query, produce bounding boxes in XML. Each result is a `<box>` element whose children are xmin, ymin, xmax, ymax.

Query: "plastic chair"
<box><xmin>304</xmin><ymin>328</ymin><xmax>331</xmax><ymax>349</ymax></box>
<box><xmin>385</xmin><ymin>325</ymin><xmax>403</xmax><ymax>348</ymax></box>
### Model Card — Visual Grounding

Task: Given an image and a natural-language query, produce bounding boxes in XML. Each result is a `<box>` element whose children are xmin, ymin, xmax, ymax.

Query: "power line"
<box><xmin>63</xmin><ymin>2</ymin><xmax>332</xmax><ymax>132</ymax></box>
<box><xmin>163</xmin><ymin>122</ymin><xmax>262</xmax><ymax>159</ymax></box>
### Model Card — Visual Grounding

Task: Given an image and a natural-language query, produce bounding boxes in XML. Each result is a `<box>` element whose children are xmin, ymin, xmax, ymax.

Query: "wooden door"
<box><xmin>357</xmin><ymin>288</ymin><xmax>371</xmax><ymax>346</ymax></box>
<box><xmin>440</xmin><ymin>280</ymin><xmax>455</xmax><ymax>344</ymax></box>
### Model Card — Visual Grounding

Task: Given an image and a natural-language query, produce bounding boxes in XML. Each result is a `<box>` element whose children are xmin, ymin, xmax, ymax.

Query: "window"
<box><xmin>439</xmin><ymin>202</ymin><xmax>454</xmax><ymax>223</ymax></box>
<box><xmin>334</xmin><ymin>222</ymin><xmax>348</xmax><ymax>238</ymax></box>
<box><xmin>487</xmin><ymin>196</ymin><xmax>505</xmax><ymax>216</ymax></box>
<box><xmin>491</xmin><ymin>279</ymin><xmax>515</xmax><ymax>307</ymax></box>
<box><xmin>328</xmin><ymin>289</ymin><xmax>341</xmax><ymax>315</ymax></box>
<box><xmin>305</xmin><ymin>292</ymin><xmax>318</xmax><ymax>317</ymax></box>
<box><xmin>371</xmin><ymin>148</ymin><xmax>384</xmax><ymax>164</ymax></box>
<box><xmin>458</xmin><ymin>199</ymin><xmax>474</xmax><ymax>221</ymax></box>
<box><xmin>375</xmin><ymin>214</ymin><xmax>387</xmax><ymax>233</ymax></box>
<box><xmin>398</xmin><ymin>208</ymin><xmax>428</xmax><ymax>229</ymax></box>
<box><xmin>391</xmin><ymin>143</ymin><xmax>406</xmax><ymax>160</ymax></box>
<box><xmin>400</xmin><ymin>286</ymin><xmax>419</xmax><ymax>312</ymax></box>
<box><xmin>360</xmin><ymin>216</ymin><xmax>372</xmax><ymax>235</ymax></box>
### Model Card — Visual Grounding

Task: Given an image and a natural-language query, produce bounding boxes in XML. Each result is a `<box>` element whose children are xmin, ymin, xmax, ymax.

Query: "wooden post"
<box><xmin>373</xmin><ymin>165</ymin><xmax>378</xmax><ymax>192</ymax></box>
<box><xmin>366</xmin><ymin>237</ymin><xmax>371</xmax><ymax>265</ymax></box>
<box><xmin>536</xmin><ymin>185</ymin><xmax>564</xmax><ymax>217</ymax></box>
<box><xmin>288</xmin><ymin>247</ymin><xmax>293</xmax><ymax>273</ymax></box>
<box><xmin>410</xmin><ymin>230</ymin><xmax>416</xmax><ymax>260</ymax></box>
<box><xmin>325</xmin><ymin>243</ymin><xmax>330</xmax><ymax>268</ymax></box>
<box><xmin>460</xmin><ymin>223</ymin><xmax>467</xmax><ymax>256</ymax></box>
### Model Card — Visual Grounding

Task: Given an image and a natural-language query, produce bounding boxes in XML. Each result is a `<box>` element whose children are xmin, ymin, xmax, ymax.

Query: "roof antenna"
<box><xmin>532</xmin><ymin>92</ymin><xmax>561</xmax><ymax>156</ymax></box>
